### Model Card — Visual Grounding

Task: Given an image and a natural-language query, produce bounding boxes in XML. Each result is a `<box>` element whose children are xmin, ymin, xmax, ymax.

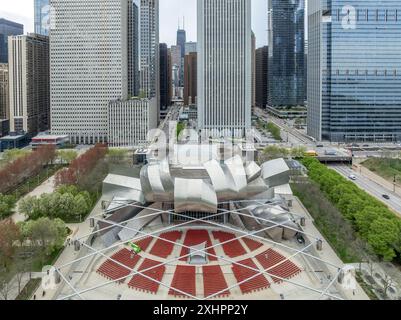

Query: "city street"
<box><xmin>330</xmin><ymin>165</ymin><xmax>401</xmax><ymax>217</ymax></box>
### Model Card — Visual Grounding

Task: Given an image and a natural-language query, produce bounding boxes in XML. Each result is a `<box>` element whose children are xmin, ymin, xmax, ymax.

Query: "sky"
<box><xmin>0</xmin><ymin>0</ymin><xmax>269</xmax><ymax>48</ymax></box>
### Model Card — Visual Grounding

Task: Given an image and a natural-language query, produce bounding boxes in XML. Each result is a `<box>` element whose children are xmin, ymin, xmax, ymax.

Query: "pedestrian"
<box><xmin>42</xmin><ymin>290</ymin><xmax>46</xmax><ymax>297</ymax></box>
<box><xmin>33</xmin><ymin>294</ymin><xmax>36</xmax><ymax>300</ymax></box>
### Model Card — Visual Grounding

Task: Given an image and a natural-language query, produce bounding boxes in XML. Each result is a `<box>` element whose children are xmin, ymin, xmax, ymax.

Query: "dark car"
<box><xmin>382</xmin><ymin>194</ymin><xmax>391</xmax><ymax>200</ymax></box>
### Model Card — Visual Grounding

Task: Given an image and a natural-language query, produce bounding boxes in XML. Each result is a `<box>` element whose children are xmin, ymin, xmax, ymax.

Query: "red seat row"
<box><xmin>203</xmin><ymin>265</ymin><xmax>230</xmax><ymax>298</ymax></box>
<box><xmin>255</xmin><ymin>249</ymin><xmax>302</xmax><ymax>284</ymax></box>
<box><xmin>231</xmin><ymin>259</ymin><xmax>270</xmax><ymax>294</ymax></box>
<box><xmin>169</xmin><ymin>266</ymin><xmax>196</xmax><ymax>298</ymax></box>
<box><xmin>134</xmin><ymin>237</ymin><xmax>153</xmax><ymax>252</ymax></box>
<box><xmin>179</xmin><ymin>230</ymin><xmax>217</xmax><ymax>262</ymax></box>
<box><xmin>128</xmin><ymin>258</ymin><xmax>165</xmax><ymax>294</ymax></box>
<box><xmin>97</xmin><ymin>248</ymin><xmax>141</xmax><ymax>283</ymax></box>
<box><xmin>212</xmin><ymin>231</ymin><xmax>247</xmax><ymax>258</ymax></box>
<box><xmin>149</xmin><ymin>231</ymin><xmax>183</xmax><ymax>258</ymax></box>
<box><xmin>242</xmin><ymin>237</ymin><xmax>264</xmax><ymax>252</ymax></box>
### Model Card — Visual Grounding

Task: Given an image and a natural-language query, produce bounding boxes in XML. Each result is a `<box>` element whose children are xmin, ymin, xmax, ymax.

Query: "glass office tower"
<box><xmin>0</xmin><ymin>19</ymin><xmax>24</xmax><ymax>63</ymax></box>
<box><xmin>308</xmin><ymin>0</ymin><xmax>401</xmax><ymax>142</ymax></box>
<box><xmin>268</xmin><ymin>0</ymin><xmax>305</xmax><ymax>107</ymax></box>
<box><xmin>34</xmin><ymin>0</ymin><xmax>50</xmax><ymax>36</ymax></box>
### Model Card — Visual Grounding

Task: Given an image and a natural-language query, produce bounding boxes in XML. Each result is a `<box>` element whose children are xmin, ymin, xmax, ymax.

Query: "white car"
<box><xmin>349</xmin><ymin>175</ymin><xmax>357</xmax><ymax>181</ymax></box>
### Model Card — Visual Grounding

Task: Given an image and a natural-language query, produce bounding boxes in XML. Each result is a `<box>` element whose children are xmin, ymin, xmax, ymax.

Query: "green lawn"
<box><xmin>15</xmin><ymin>278</ymin><xmax>41</xmax><ymax>301</ymax></box>
<box><xmin>363</xmin><ymin>158</ymin><xmax>401</xmax><ymax>184</ymax></box>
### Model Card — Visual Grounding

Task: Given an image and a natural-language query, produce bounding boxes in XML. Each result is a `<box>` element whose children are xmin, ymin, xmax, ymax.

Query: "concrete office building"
<box><xmin>251</xmin><ymin>31</ymin><xmax>256</xmax><ymax>108</ymax></box>
<box><xmin>184</xmin><ymin>52</ymin><xmax>197</xmax><ymax>106</ymax></box>
<box><xmin>308</xmin><ymin>0</ymin><xmax>401</xmax><ymax>142</ymax></box>
<box><xmin>197</xmin><ymin>0</ymin><xmax>252</xmax><ymax>138</ymax></box>
<box><xmin>268</xmin><ymin>0</ymin><xmax>305</xmax><ymax>107</ymax></box>
<box><xmin>108</xmin><ymin>98</ymin><xmax>157</xmax><ymax>148</ymax></box>
<box><xmin>0</xmin><ymin>19</ymin><xmax>23</xmax><ymax>63</ymax></box>
<box><xmin>128</xmin><ymin>1</ymin><xmax>139</xmax><ymax>97</ymax></box>
<box><xmin>185</xmin><ymin>42</ymin><xmax>197</xmax><ymax>55</ymax></box>
<box><xmin>140</xmin><ymin>0</ymin><xmax>159</xmax><ymax>114</ymax></box>
<box><xmin>8</xmin><ymin>34</ymin><xmax>49</xmax><ymax>137</ymax></box>
<box><xmin>256</xmin><ymin>46</ymin><xmax>269</xmax><ymax>109</ymax></box>
<box><xmin>34</xmin><ymin>0</ymin><xmax>50</xmax><ymax>36</ymax></box>
<box><xmin>0</xmin><ymin>63</ymin><xmax>9</xmax><ymax>120</ymax></box>
<box><xmin>50</xmin><ymin>0</ymin><xmax>132</xmax><ymax>144</ymax></box>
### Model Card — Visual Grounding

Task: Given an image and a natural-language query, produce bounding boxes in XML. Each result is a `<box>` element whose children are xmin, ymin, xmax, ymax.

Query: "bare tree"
<box><xmin>382</xmin><ymin>275</ymin><xmax>395</xmax><ymax>298</ymax></box>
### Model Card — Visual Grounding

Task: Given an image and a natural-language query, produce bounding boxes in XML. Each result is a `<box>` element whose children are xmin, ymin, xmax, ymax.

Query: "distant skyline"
<box><xmin>0</xmin><ymin>0</ymin><xmax>269</xmax><ymax>48</ymax></box>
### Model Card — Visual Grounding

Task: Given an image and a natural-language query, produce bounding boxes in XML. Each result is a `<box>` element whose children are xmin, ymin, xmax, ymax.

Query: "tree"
<box><xmin>260</xmin><ymin>146</ymin><xmax>289</xmax><ymax>162</ymax></box>
<box><xmin>381</xmin><ymin>274</ymin><xmax>395</xmax><ymax>297</ymax></box>
<box><xmin>57</xmin><ymin>150</ymin><xmax>78</xmax><ymax>164</ymax></box>
<box><xmin>20</xmin><ymin>218</ymin><xmax>67</xmax><ymax>258</ymax></box>
<box><xmin>0</xmin><ymin>194</ymin><xmax>16</xmax><ymax>219</ymax></box>
<box><xmin>73</xmin><ymin>194</ymin><xmax>90</xmax><ymax>221</ymax></box>
<box><xmin>291</xmin><ymin>146</ymin><xmax>307</xmax><ymax>159</ymax></box>
<box><xmin>1</xmin><ymin>149</ymin><xmax>31</xmax><ymax>165</ymax></box>
<box><xmin>367</xmin><ymin>218</ymin><xmax>400</xmax><ymax>261</ymax></box>
<box><xmin>0</xmin><ymin>219</ymin><xmax>21</xmax><ymax>271</ymax></box>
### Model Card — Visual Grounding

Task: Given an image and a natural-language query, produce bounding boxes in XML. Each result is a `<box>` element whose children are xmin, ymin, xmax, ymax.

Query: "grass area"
<box><xmin>356</xmin><ymin>272</ymin><xmax>379</xmax><ymax>300</ymax></box>
<box><xmin>363</xmin><ymin>158</ymin><xmax>401</xmax><ymax>184</ymax></box>
<box><xmin>7</xmin><ymin>164</ymin><xmax>66</xmax><ymax>200</ymax></box>
<box><xmin>292</xmin><ymin>181</ymin><xmax>370</xmax><ymax>263</ymax></box>
<box><xmin>15</xmin><ymin>278</ymin><xmax>41</xmax><ymax>301</ymax></box>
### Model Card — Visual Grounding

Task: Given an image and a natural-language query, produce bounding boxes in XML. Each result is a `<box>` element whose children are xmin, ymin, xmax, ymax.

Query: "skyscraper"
<box><xmin>197</xmin><ymin>0</ymin><xmax>252</xmax><ymax>138</ymax></box>
<box><xmin>256</xmin><ymin>46</ymin><xmax>269</xmax><ymax>109</ymax></box>
<box><xmin>159</xmin><ymin>43</ymin><xmax>170</xmax><ymax>112</ymax></box>
<box><xmin>184</xmin><ymin>52</ymin><xmax>197</xmax><ymax>106</ymax></box>
<box><xmin>128</xmin><ymin>1</ymin><xmax>139</xmax><ymax>97</ymax></box>
<box><xmin>171</xmin><ymin>45</ymin><xmax>182</xmax><ymax>99</ymax></box>
<box><xmin>50</xmin><ymin>0</ymin><xmax>132</xmax><ymax>144</ymax></box>
<box><xmin>9</xmin><ymin>34</ymin><xmax>49</xmax><ymax>136</ymax></box>
<box><xmin>140</xmin><ymin>0</ymin><xmax>159</xmax><ymax>110</ymax></box>
<box><xmin>185</xmin><ymin>42</ymin><xmax>197</xmax><ymax>55</ymax></box>
<box><xmin>176</xmin><ymin>26</ymin><xmax>186</xmax><ymax>87</ymax></box>
<box><xmin>308</xmin><ymin>0</ymin><xmax>401</xmax><ymax>142</ymax></box>
<box><xmin>0</xmin><ymin>19</ymin><xmax>23</xmax><ymax>63</ymax></box>
<box><xmin>251</xmin><ymin>31</ymin><xmax>256</xmax><ymax>108</ymax></box>
<box><xmin>176</xmin><ymin>27</ymin><xmax>186</xmax><ymax>60</ymax></box>
<box><xmin>268</xmin><ymin>0</ymin><xmax>305</xmax><ymax>107</ymax></box>
<box><xmin>0</xmin><ymin>63</ymin><xmax>9</xmax><ymax>120</ymax></box>
<box><xmin>34</xmin><ymin>0</ymin><xmax>50</xmax><ymax>36</ymax></box>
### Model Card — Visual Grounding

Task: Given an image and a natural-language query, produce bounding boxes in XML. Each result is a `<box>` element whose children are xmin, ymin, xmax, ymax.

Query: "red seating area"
<box><xmin>149</xmin><ymin>231</ymin><xmax>183</xmax><ymax>258</ymax></box>
<box><xmin>169</xmin><ymin>266</ymin><xmax>196</xmax><ymax>298</ymax></box>
<box><xmin>232</xmin><ymin>259</ymin><xmax>270</xmax><ymax>294</ymax></box>
<box><xmin>97</xmin><ymin>249</ymin><xmax>141</xmax><ymax>283</ymax></box>
<box><xmin>212</xmin><ymin>231</ymin><xmax>247</xmax><ymax>258</ymax></box>
<box><xmin>135</xmin><ymin>237</ymin><xmax>153</xmax><ymax>252</ymax></box>
<box><xmin>179</xmin><ymin>230</ymin><xmax>217</xmax><ymax>261</ymax></box>
<box><xmin>243</xmin><ymin>238</ymin><xmax>263</xmax><ymax>252</ymax></box>
<box><xmin>255</xmin><ymin>249</ymin><xmax>302</xmax><ymax>284</ymax></box>
<box><xmin>203</xmin><ymin>265</ymin><xmax>230</xmax><ymax>298</ymax></box>
<box><xmin>128</xmin><ymin>258</ymin><xmax>165</xmax><ymax>294</ymax></box>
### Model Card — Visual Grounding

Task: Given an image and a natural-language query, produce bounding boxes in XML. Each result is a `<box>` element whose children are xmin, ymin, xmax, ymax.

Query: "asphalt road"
<box><xmin>330</xmin><ymin>165</ymin><xmax>401</xmax><ymax>217</ymax></box>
